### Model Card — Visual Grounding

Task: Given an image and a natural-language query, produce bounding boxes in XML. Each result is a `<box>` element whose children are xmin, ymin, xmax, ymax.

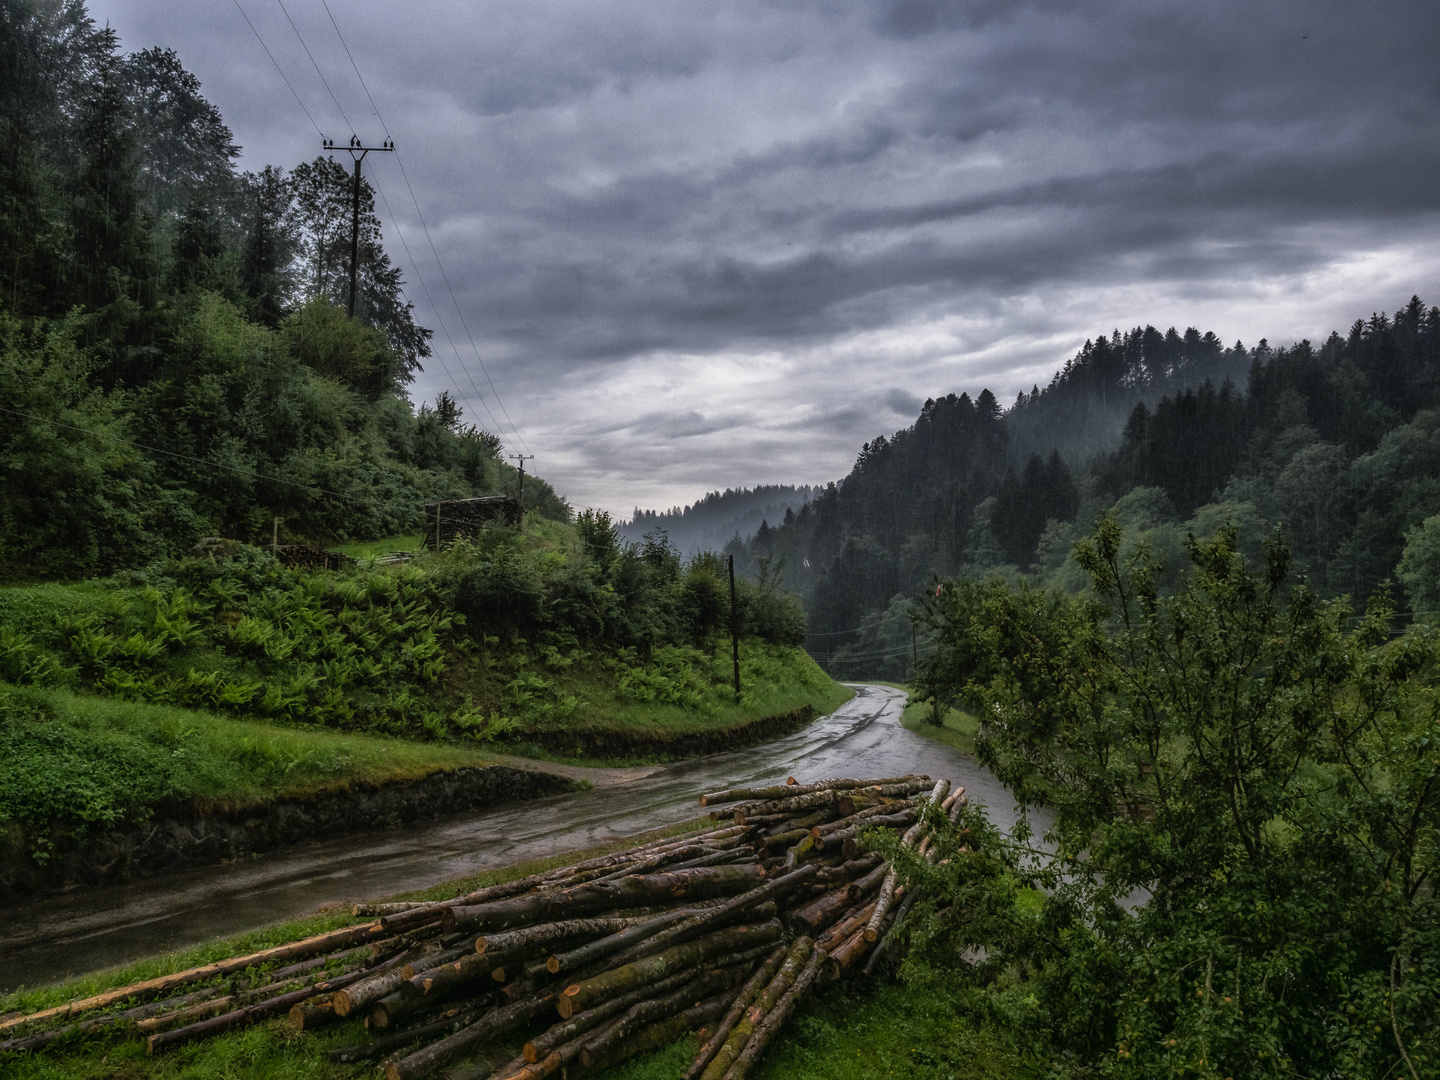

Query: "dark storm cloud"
<box><xmin>90</xmin><ymin>0</ymin><xmax>1440</xmax><ymax>513</ymax></box>
<box><xmin>885</xmin><ymin>389</ymin><xmax>923</xmax><ymax>416</ymax></box>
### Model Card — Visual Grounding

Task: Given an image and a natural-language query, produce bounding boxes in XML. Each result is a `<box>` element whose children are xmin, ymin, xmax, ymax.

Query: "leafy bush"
<box><xmin>908</xmin><ymin>518</ymin><xmax>1440</xmax><ymax>1078</ymax></box>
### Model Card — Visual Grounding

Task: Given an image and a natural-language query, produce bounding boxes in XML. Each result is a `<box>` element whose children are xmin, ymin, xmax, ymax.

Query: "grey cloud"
<box><xmin>89</xmin><ymin>0</ymin><xmax>1440</xmax><ymax>513</ymax></box>
<box><xmin>885</xmin><ymin>389</ymin><xmax>922</xmax><ymax>415</ymax></box>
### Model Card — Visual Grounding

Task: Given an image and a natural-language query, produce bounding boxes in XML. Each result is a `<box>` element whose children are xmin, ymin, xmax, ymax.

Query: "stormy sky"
<box><xmin>92</xmin><ymin>0</ymin><xmax>1440</xmax><ymax>516</ymax></box>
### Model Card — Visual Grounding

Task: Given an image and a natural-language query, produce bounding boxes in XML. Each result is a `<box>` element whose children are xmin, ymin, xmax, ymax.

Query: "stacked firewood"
<box><xmin>0</xmin><ymin>775</ymin><xmax>968</xmax><ymax>1079</ymax></box>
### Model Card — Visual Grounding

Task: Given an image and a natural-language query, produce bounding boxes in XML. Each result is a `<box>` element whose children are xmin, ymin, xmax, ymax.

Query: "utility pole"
<box><xmin>323</xmin><ymin>135</ymin><xmax>394</xmax><ymax>318</ymax></box>
<box><xmin>509</xmin><ymin>454</ymin><xmax>534</xmax><ymax>518</ymax></box>
<box><xmin>728</xmin><ymin>554</ymin><xmax>741</xmax><ymax>699</ymax></box>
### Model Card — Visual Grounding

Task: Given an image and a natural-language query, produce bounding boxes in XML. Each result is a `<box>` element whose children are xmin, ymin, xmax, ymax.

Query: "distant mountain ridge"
<box><xmin>620</xmin><ymin>485</ymin><xmax>817</xmax><ymax>556</ymax></box>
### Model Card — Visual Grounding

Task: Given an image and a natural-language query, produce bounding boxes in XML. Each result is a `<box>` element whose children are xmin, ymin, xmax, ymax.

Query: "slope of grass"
<box><xmin>330</xmin><ymin>534</ymin><xmax>424</xmax><ymax>560</ymax></box>
<box><xmin>0</xmin><ymin>684</ymin><xmax>499</xmax><ymax>841</ymax></box>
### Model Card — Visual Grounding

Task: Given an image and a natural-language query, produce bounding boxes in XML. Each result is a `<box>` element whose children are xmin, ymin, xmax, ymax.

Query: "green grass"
<box><xmin>329</xmin><ymin>534</ymin><xmax>424</xmax><ymax>559</ymax></box>
<box><xmin>0</xmin><ymin>684</ymin><xmax>500</xmax><ymax>840</ymax></box>
<box><xmin>900</xmin><ymin>693</ymin><xmax>980</xmax><ymax>757</ymax></box>
<box><xmin>605</xmin><ymin>979</ymin><xmax>1027</xmax><ymax>1080</ymax></box>
<box><xmin>557</xmin><ymin>643</ymin><xmax>854</xmax><ymax>737</ymax></box>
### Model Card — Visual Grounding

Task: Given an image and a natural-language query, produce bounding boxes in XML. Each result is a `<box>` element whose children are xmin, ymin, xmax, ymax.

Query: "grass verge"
<box><xmin>899</xmin><ymin>693</ymin><xmax>981</xmax><ymax>757</ymax></box>
<box><xmin>0</xmin><ymin>684</ymin><xmax>500</xmax><ymax>840</ymax></box>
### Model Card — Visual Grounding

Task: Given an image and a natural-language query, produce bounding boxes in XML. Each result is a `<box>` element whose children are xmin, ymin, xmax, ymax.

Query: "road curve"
<box><xmin>0</xmin><ymin>684</ymin><xmax>1031</xmax><ymax>992</ymax></box>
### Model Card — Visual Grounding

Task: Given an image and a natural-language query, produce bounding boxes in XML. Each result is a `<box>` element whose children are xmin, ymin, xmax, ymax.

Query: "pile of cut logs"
<box><xmin>0</xmin><ymin>774</ymin><xmax>967</xmax><ymax>1079</ymax></box>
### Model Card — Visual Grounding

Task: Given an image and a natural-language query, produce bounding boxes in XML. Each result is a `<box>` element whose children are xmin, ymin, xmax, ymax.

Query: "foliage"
<box><xmin>0</xmin><ymin>682</ymin><xmax>497</xmax><ymax>843</ymax></box>
<box><xmin>907</xmin><ymin>520</ymin><xmax>1440</xmax><ymax>1078</ymax></box>
<box><xmin>714</xmin><ymin>295</ymin><xmax>1440</xmax><ymax>683</ymax></box>
<box><xmin>0</xmin><ymin>518</ymin><xmax>828</xmax><ymax>835</ymax></box>
<box><xmin>0</xmin><ymin>1</ymin><xmax>556</xmax><ymax>580</ymax></box>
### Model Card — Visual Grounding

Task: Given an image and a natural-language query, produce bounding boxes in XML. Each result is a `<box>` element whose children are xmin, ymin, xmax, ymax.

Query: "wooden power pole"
<box><xmin>509</xmin><ymin>454</ymin><xmax>534</xmax><ymax>517</ymax></box>
<box><xmin>323</xmin><ymin>136</ymin><xmax>394</xmax><ymax>318</ymax></box>
<box><xmin>728</xmin><ymin>554</ymin><xmax>741</xmax><ymax>699</ymax></box>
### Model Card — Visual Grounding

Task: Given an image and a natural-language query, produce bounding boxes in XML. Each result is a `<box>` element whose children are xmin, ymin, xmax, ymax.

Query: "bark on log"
<box><xmin>383</xmin><ymin>987</ymin><xmax>557</xmax><ymax>1080</ymax></box>
<box><xmin>681</xmin><ymin>941</ymin><xmax>788</xmax><ymax>1080</ymax></box>
<box><xmin>401</xmin><ymin>938</ymin><xmax>481</xmax><ymax>979</ymax></box>
<box><xmin>822</xmin><ymin>809</ymin><xmax>917</xmax><ymax>848</ymax></box>
<box><xmin>355</xmin><ymin>902</ymin><xmax>429</xmax><ymax>917</ymax></box>
<box><xmin>815</xmin><ymin>901</ymin><xmax>877</xmax><ymax>954</ymax></box>
<box><xmin>551</xmin><ymin>865</ymin><xmax>813</xmax><ymax>978</ymax></box>
<box><xmin>860</xmin><ymin>782</ymin><xmax>943</xmax><ymax>946</ymax></box>
<box><xmin>578</xmin><ymin>964</ymin><xmax>748</xmax><ymax>1067</ymax></box>
<box><xmin>0</xmin><ymin>921</ymin><xmax>386</xmax><ymax>1036</ymax></box>
<box><xmin>328</xmin><ymin>1002</ymin><xmax>489</xmax><ymax>1064</ymax></box>
<box><xmin>722</xmin><ymin>947</ymin><xmax>826</xmax><ymax>1080</ymax></box>
<box><xmin>556</xmin><ymin>920</ymin><xmax>781</xmax><ymax>1020</ymax></box>
<box><xmin>0</xmin><ymin>985</ymin><xmax>232</xmax><ymax>1054</ymax></box>
<box><xmin>443</xmin><ymin>864</ymin><xmax>766</xmax><ymax>934</ymax></box>
<box><xmin>825</xmin><ymin>924</ymin><xmax>873</xmax><ymax>979</ymax></box>
<box><xmin>576</xmin><ymin>994</ymin><xmax>730</xmax><ymax>1077</ymax></box>
<box><xmin>699</xmin><ymin>776</ymin><xmax>923</xmax><ymax>806</ymax></box>
<box><xmin>473</xmin><ymin>914</ymin><xmax>649</xmax><ymax>959</ymax></box>
<box><xmin>784</xmin><ymin>862</ymin><xmax>882</xmax><ymax>929</ymax></box>
<box><xmin>287</xmin><ymin>996</ymin><xmax>341</xmax><ymax>1032</ymax></box>
<box><xmin>523</xmin><ymin>963</ymin><xmax>713</xmax><ymax>1063</ymax></box>
<box><xmin>665</xmin><ymin>848</ymin><xmax>748</xmax><ymax>872</ymax></box>
<box><xmin>697</xmin><ymin>937</ymin><xmax>813</xmax><ymax>1080</ymax></box>
<box><xmin>145</xmin><ymin>966</ymin><xmax>371</xmax><ymax>1053</ymax></box>
<box><xmin>810</xmin><ymin>855</ymin><xmax>882</xmax><ymax>884</ymax></box>
<box><xmin>734</xmin><ymin>789</ymin><xmax>838</xmax><ymax>822</ymax></box>
<box><xmin>861</xmin><ymin>889</ymin><xmax>916</xmax><ymax>977</ymax></box>
<box><xmin>336</xmin><ymin>964</ymin><xmax>418</xmax><ymax>1018</ymax></box>
<box><xmin>810</xmin><ymin>799</ymin><xmax>918</xmax><ymax>839</ymax></box>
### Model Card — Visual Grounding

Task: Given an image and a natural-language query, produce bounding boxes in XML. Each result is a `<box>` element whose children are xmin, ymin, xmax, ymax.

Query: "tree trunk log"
<box><xmin>699</xmin><ymin>776</ymin><xmax>923</xmax><ymax>806</ymax></box>
<box><xmin>443</xmin><ymin>864</ymin><xmax>766</xmax><ymax>935</ymax></box>
<box><xmin>327</xmin><ymin>1002</ymin><xmax>488</xmax><ymax>1064</ymax></box>
<box><xmin>577</xmin><ymin>964</ymin><xmax>748</xmax><ymax>1067</ymax></box>
<box><xmin>0</xmin><ymin>921</ymin><xmax>386</xmax><ymax>1036</ymax></box>
<box><xmin>815</xmin><ymin>901</ymin><xmax>877</xmax><ymax>954</ymax></box>
<box><xmin>556</xmin><ymin>920</ymin><xmax>781</xmax><ymax>1020</ymax></box>
<box><xmin>697</xmin><ymin>936</ymin><xmax>814</xmax><ymax>1080</ymax></box>
<box><xmin>523</xmin><ymin>962</ymin><xmax>714</xmax><ymax>1063</ymax></box>
<box><xmin>552</xmin><ymin>865</ymin><xmax>812</xmax><ymax>978</ymax></box>
<box><xmin>681</xmin><ymin>941</ymin><xmax>788</xmax><ymax>1080</ymax></box>
<box><xmin>862</xmin><ymin>888</ymin><xmax>920</xmax><ymax>977</ymax></box>
<box><xmin>825</xmin><ymin>925</ymin><xmax>873</xmax><ymax>979</ymax></box>
<box><xmin>722</xmin><ymin>947</ymin><xmax>826</xmax><ymax>1080</ymax></box>
<box><xmin>145</xmin><ymin>965</ymin><xmax>370</xmax><ymax>1054</ymax></box>
<box><xmin>577</xmin><ymin>994</ymin><xmax>731</xmax><ymax>1077</ymax></box>
<box><xmin>383</xmin><ymin>987</ymin><xmax>557</xmax><ymax>1080</ymax></box>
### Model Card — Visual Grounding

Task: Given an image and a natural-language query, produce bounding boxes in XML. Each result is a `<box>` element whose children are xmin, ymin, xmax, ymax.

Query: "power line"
<box><xmin>274</xmin><ymin>0</ymin><xmax>354</xmax><ymax>134</ymax></box>
<box><xmin>230</xmin><ymin>0</ymin><xmax>323</xmax><ymax>137</ymax></box>
<box><xmin>316</xmin><ymin>1</ymin><xmax>534</xmax><ymax>458</ymax></box>
<box><xmin>366</xmin><ymin>169</ymin><xmax>511</xmax><ymax>447</ymax></box>
<box><xmin>239</xmin><ymin>2</ymin><xmax>515</xmax><ymax>456</ymax></box>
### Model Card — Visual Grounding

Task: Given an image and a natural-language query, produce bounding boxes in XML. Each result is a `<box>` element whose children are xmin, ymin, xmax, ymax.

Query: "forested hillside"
<box><xmin>0</xmin><ymin>0</ymin><xmax>562</xmax><ymax>581</ymax></box>
<box><xmin>725</xmin><ymin>297</ymin><xmax>1440</xmax><ymax>677</ymax></box>
<box><xmin>620</xmin><ymin>484</ymin><xmax>816</xmax><ymax>556</ymax></box>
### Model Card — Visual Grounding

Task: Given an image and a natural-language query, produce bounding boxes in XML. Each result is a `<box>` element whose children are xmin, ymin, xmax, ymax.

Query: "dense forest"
<box><xmin>619</xmin><ymin>484</ymin><xmax>815</xmax><ymax>556</ymax></box>
<box><xmin>0</xmin><ymin>0</ymin><xmax>563</xmax><ymax>582</ymax></box>
<box><xmin>721</xmin><ymin>297</ymin><xmax>1440</xmax><ymax>677</ymax></box>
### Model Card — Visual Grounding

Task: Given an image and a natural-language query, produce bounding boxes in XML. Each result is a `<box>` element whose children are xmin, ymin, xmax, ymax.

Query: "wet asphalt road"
<box><xmin>0</xmin><ymin>684</ymin><xmax>1033</xmax><ymax>992</ymax></box>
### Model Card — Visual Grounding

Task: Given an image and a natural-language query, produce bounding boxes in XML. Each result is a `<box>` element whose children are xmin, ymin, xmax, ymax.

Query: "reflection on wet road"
<box><xmin>0</xmin><ymin>684</ymin><xmax>1035</xmax><ymax>992</ymax></box>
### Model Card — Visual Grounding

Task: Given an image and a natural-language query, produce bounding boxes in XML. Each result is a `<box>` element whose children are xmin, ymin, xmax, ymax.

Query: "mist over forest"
<box><xmin>706</xmin><ymin>300</ymin><xmax>1440</xmax><ymax>678</ymax></box>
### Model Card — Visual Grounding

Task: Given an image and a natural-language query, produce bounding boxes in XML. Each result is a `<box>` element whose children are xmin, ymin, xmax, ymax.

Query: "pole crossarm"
<box><xmin>322</xmin><ymin>136</ymin><xmax>395</xmax><ymax>318</ymax></box>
